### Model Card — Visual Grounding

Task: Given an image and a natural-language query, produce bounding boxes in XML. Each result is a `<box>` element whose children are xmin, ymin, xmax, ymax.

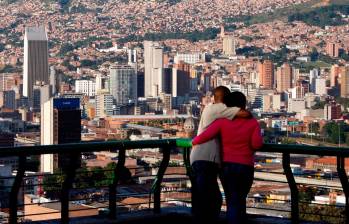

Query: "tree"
<box><xmin>59</xmin><ymin>43</ymin><xmax>74</xmax><ymax>56</ymax></box>
<box><xmin>308</xmin><ymin>122</ymin><xmax>320</xmax><ymax>135</ymax></box>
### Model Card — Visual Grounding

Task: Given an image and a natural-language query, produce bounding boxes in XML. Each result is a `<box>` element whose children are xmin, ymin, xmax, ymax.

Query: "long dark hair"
<box><xmin>226</xmin><ymin>91</ymin><xmax>247</xmax><ymax>109</ymax></box>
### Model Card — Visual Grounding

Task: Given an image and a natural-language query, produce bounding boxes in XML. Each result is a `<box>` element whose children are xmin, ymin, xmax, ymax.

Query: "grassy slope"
<box><xmin>225</xmin><ymin>0</ymin><xmax>349</xmax><ymax>26</ymax></box>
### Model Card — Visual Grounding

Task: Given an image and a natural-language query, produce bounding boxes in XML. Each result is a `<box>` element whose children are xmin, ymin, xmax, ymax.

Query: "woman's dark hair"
<box><xmin>226</xmin><ymin>91</ymin><xmax>247</xmax><ymax>109</ymax></box>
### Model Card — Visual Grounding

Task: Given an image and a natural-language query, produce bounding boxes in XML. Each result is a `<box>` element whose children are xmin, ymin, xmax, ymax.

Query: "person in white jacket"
<box><xmin>190</xmin><ymin>86</ymin><xmax>251</xmax><ymax>224</ymax></box>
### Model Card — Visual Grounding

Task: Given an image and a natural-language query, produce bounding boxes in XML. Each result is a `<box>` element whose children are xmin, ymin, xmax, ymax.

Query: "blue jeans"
<box><xmin>221</xmin><ymin>162</ymin><xmax>254</xmax><ymax>224</ymax></box>
<box><xmin>191</xmin><ymin>161</ymin><xmax>222</xmax><ymax>224</ymax></box>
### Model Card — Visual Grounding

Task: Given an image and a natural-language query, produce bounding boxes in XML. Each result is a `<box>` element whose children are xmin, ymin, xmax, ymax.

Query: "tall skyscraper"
<box><xmin>0</xmin><ymin>90</ymin><xmax>16</xmax><ymax>110</ymax></box>
<box><xmin>144</xmin><ymin>41</ymin><xmax>164</xmax><ymax>97</ymax></box>
<box><xmin>23</xmin><ymin>27</ymin><xmax>49</xmax><ymax>99</ymax></box>
<box><xmin>172</xmin><ymin>61</ymin><xmax>190</xmax><ymax>97</ymax></box>
<box><xmin>95</xmin><ymin>92</ymin><xmax>114</xmax><ymax>118</ymax></box>
<box><xmin>50</xmin><ymin>66</ymin><xmax>57</xmax><ymax>96</ymax></box>
<box><xmin>326</xmin><ymin>42</ymin><xmax>339</xmax><ymax>58</ymax></box>
<box><xmin>276</xmin><ymin>63</ymin><xmax>292</xmax><ymax>93</ymax></box>
<box><xmin>128</xmin><ymin>49</ymin><xmax>137</xmax><ymax>64</ymax></box>
<box><xmin>340</xmin><ymin>66</ymin><xmax>349</xmax><ymax>98</ymax></box>
<box><xmin>222</xmin><ymin>36</ymin><xmax>236</xmax><ymax>56</ymax></box>
<box><xmin>41</xmin><ymin>98</ymin><xmax>81</xmax><ymax>173</ymax></box>
<box><xmin>258</xmin><ymin>60</ymin><xmax>274</xmax><ymax>89</ymax></box>
<box><xmin>330</xmin><ymin>64</ymin><xmax>340</xmax><ymax>87</ymax></box>
<box><xmin>32</xmin><ymin>83</ymin><xmax>52</xmax><ymax>112</ymax></box>
<box><xmin>109</xmin><ymin>64</ymin><xmax>137</xmax><ymax>105</ymax></box>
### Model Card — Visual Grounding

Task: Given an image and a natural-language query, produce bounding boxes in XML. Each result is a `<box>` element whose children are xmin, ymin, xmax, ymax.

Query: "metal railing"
<box><xmin>0</xmin><ymin>139</ymin><xmax>348</xmax><ymax>224</ymax></box>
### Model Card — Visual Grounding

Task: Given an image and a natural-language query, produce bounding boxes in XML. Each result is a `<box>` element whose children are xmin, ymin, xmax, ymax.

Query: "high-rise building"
<box><xmin>324</xmin><ymin>103</ymin><xmax>342</xmax><ymax>120</ymax></box>
<box><xmin>23</xmin><ymin>27</ymin><xmax>49</xmax><ymax>99</ymax></box>
<box><xmin>276</xmin><ymin>63</ymin><xmax>292</xmax><ymax>93</ymax></box>
<box><xmin>75</xmin><ymin>80</ymin><xmax>96</xmax><ymax>97</ymax></box>
<box><xmin>326</xmin><ymin>42</ymin><xmax>339</xmax><ymax>58</ymax></box>
<box><xmin>160</xmin><ymin>92</ymin><xmax>172</xmax><ymax>114</ymax></box>
<box><xmin>41</xmin><ymin>98</ymin><xmax>81</xmax><ymax>173</ymax></box>
<box><xmin>309</xmin><ymin>69</ymin><xmax>319</xmax><ymax>93</ymax></box>
<box><xmin>0</xmin><ymin>90</ymin><xmax>16</xmax><ymax>110</ymax></box>
<box><xmin>144</xmin><ymin>41</ymin><xmax>164</xmax><ymax>97</ymax></box>
<box><xmin>272</xmin><ymin>94</ymin><xmax>281</xmax><ymax>111</ymax></box>
<box><xmin>330</xmin><ymin>65</ymin><xmax>340</xmax><ymax>87</ymax></box>
<box><xmin>315</xmin><ymin>78</ymin><xmax>327</xmax><ymax>95</ymax></box>
<box><xmin>222</xmin><ymin>36</ymin><xmax>236</xmax><ymax>56</ymax></box>
<box><xmin>128</xmin><ymin>49</ymin><xmax>137</xmax><ymax>64</ymax></box>
<box><xmin>258</xmin><ymin>60</ymin><xmax>274</xmax><ymax>89</ymax></box>
<box><xmin>109</xmin><ymin>64</ymin><xmax>137</xmax><ymax>105</ymax></box>
<box><xmin>32</xmin><ymin>83</ymin><xmax>52</xmax><ymax>112</ymax></box>
<box><xmin>95</xmin><ymin>92</ymin><xmax>114</xmax><ymax>118</ymax></box>
<box><xmin>163</xmin><ymin>68</ymin><xmax>172</xmax><ymax>94</ymax></box>
<box><xmin>172</xmin><ymin>61</ymin><xmax>190</xmax><ymax>97</ymax></box>
<box><xmin>340</xmin><ymin>66</ymin><xmax>349</xmax><ymax>98</ymax></box>
<box><xmin>50</xmin><ymin>66</ymin><xmax>57</xmax><ymax>96</ymax></box>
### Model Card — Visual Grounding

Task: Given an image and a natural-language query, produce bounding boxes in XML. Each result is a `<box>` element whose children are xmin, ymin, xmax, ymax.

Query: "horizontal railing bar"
<box><xmin>261</xmin><ymin>143</ymin><xmax>349</xmax><ymax>156</ymax></box>
<box><xmin>0</xmin><ymin>139</ymin><xmax>177</xmax><ymax>157</ymax></box>
<box><xmin>1</xmin><ymin>139</ymin><xmax>349</xmax><ymax>157</ymax></box>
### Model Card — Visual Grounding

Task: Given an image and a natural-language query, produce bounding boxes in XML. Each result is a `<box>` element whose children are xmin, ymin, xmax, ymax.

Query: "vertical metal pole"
<box><xmin>152</xmin><ymin>146</ymin><xmax>171</xmax><ymax>213</ymax></box>
<box><xmin>108</xmin><ymin>147</ymin><xmax>126</xmax><ymax>219</ymax></box>
<box><xmin>337</xmin><ymin>156</ymin><xmax>349</xmax><ymax>224</ymax></box>
<box><xmin>9</xmin><ymin>156</ymin><xmax>26</xmax><ymax>224</ymax></box>
<box><xmin>282</xmin><ymin>153</ymin><xmax>299</xmax><ymax>224</ymax></box>
<box><xmin>60</xmin><ymin>153</ymin><xmax>79</xmax><ymax>224</ymax></box>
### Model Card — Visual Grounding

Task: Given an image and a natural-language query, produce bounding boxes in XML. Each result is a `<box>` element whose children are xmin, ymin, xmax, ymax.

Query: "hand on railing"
<box><xmin>176</xmin><ymin>139</ymin><xmax>192</xmax><ymax>148</ymax></box>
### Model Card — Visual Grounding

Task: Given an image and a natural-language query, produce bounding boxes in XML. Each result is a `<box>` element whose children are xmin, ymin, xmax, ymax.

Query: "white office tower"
<box><xmin>49</xmin><ymin>66</ymin><xmax>56</xmax><ymax>96</ymax></box>
<box><xmin>75</xmin><ymin>80</ymin><xmax>96</xmax><ymax>97</ymax></box>
<box><xmin>222</xmin><ymin>36</ymin><xmax>236</xmax><ymax>56</ymax></box>
<box><xmin>272</xmin><ymin>94</ymin><xmax>281</xmax><ymax>111</ymax></box>
<box><xmin>144</xmin><ymin>41</ymin><xmax>164</xmax><ymax>97</ymax></box>
<box><xmin>109</xmin><ymin>64</ymin><xmax>137</xmax><ymax>105</ymax></box>
<box><xmin>95</xmin><ymin>74</ymin><xmax>105</xmax><ymax>94</ymax></box>
<box><xmin>128</xmin><ymin>49</ymin><xmax>137</xmax><ymax>64</ymax></box>
<box><xmin>315</xmin><ymin>78</ymin><xmax>327</xmax><ymax>96</ymax></box>
<box><xmin>95</xmin><ymin>92</ymin><xmax>114</xmax><ymax>117</ymax></box>
<box><xmin>23</xmin><ymin>27</ymin><xmax>49</xmax><ymax>99</ymax></box>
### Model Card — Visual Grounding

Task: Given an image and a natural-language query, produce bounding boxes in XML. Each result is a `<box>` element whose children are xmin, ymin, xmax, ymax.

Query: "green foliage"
<box><xmin>42</xmin><ymin>162</ymin><xmax>129</xmax><ymax>198</ymax></box>
<box><xmin>300</xmin><ymin>203</ymin><xmax>345</xmax><ymax>223</ymax></box>
<box><xmin>311</xmin><ymin>101</ymin><xmax>326</xmax><ymax>110</ymax></box>
<box><xmin>59</xmin><ymin>43</ymin><xmax>74</xmax><ymax>56</ymax></box>
<box><xmin>310</xmin><ymin>48</ymin><xmax>319</xmax><ymax>61</ymax></box>
<box><xmin>323</xmin><ymin>122</ymin><xmax>349</xmax><ymax>144</ymax></box>
<box><xmin>308</xmin><ymin>122</ymin><xmax>320</xmax><ymax>134</ymax></box>
<box><xmin>240</xmin><ymin>35</ymin><xmax>253</xmax><ymax>42</ymax></box>
<box><xmin>0</xmin><ymin>43</ymin><xmax>5</xmax><ymax>52</ymax></box>
<box><xmin>288</xmin><ymin>5</ymin><xmax>349</xmax><ymax>27</ymax></box>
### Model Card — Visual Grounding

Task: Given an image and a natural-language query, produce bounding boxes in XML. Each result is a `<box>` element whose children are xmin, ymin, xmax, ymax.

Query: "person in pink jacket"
<box><xmin>192</xmin><ymin>91</ymin><xmax>263</xmax><ymax>224</ymax></box>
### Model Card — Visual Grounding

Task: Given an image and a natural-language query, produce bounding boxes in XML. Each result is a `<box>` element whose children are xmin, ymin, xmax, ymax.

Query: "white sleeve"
<box><xmin>218</xmin><ymin>106</ymin><xmax>240</xmax><ymax>120</ymax></box>
<box><xmin>199</xmin><ymin>104</ymin><xmax>240</xmax><ymax>132</ymax></box>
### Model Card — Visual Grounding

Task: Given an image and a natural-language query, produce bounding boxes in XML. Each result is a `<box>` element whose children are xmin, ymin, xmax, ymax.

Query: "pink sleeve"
<box><xmin>251</xmin><ymin>122</ymin><xmax>263</xmax><ymax>150</ymax></box>
<box><xmin>192</xmin><ymin>119</ymin><xmax>223</xmax><ymax>145</ymax></box>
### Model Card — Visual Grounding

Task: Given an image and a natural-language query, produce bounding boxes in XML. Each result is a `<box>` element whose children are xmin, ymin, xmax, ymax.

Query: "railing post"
<box><xmin>337</xmin><ymin>156</ymin><xmax>349</xmax><ymax>224</ymax></box>
<box><xmin>282</xmin><ymin>153</ymin><xmax>299</xmax><ymax>224</ymax></box>
<box><xmin>108</xmin><ymin>147</ymin><xmax>126</xmax><ymax>219</ymax></box>
<box><xmin>152</xmin><ymin>146</ymin><xmax>171</xmax><ymax>213</ymax></box>
<box><xmin>60</xmin><ymin>152</ymin><xmax>80</xmax><ymax>224</ymax></box>
<box><xmin>9</xmin><ymin>155</ymin><xmax>26</xmax><ymax>224</ymax></box>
